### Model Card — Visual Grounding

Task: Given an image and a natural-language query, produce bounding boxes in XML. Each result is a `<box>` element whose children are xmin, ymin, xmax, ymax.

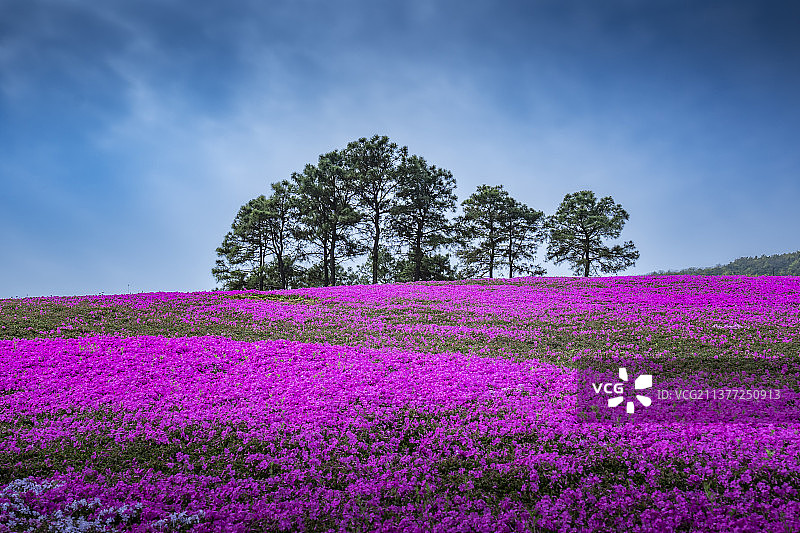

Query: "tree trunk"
<box><xmin>372</xmin><ymin>210</ymin><xmax>380</xmax><ymax>284</ymax></box>
<box><xmin>414</xmin><ymin>220</ymin><xmax>423</xmax><ymax>282</ymax></box>
<box><xmin>488</xmin><ymin>237</ymin><xmax>494</xmax><ymax>279</ymax></box>
<box><xmin>322</xmin><ymin>240</ymin><xmax>330</xmax><ymax>286</ymax></box>
<box><xmin>507</xmin><ymin>231</ymin><xmax>513</xmax><ymax>278</ymax></box>
<box><xmin>278</xmin><ymin>218</ymin><xmax>288</xmax><ymax>290</ymax></box>
<box><xmin>331</xmin><ymin>184</ymin><xmax>338</xmax><ymax>287</ymax></box>
<box><xmin>277</xmin><ymin>253</ymin><xmax>286</xmax><ymax>290</ymax></box>
<box><xmin>258</xmin><ymin>244</ymin><xmax>265</xmax><ymax>291</ymax></box>
<box><xmin>488</xmin><ymin>218</ymin><xmax>495</xmax><ymax>278</ymax></box>
<box><xmin>583</xmin><ymin>237</ymin><xmax>590</xmax><ymax>277</ymax></box>
<box><xmin>330</xmin><ymin>228</ymin><xmax>337</xmax><ymax>286</ymax></box>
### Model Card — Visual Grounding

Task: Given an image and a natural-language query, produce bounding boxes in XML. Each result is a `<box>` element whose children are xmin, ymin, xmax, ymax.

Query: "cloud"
<box><xmin>1</xmin><ymin>0</ymin><xmax>800</xmax><ymax>296</ymax></box>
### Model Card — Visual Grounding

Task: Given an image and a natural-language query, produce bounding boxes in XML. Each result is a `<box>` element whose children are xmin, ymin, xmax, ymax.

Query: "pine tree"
<box><xmin>546</xmin><ymin>190</ymin><xmax>639</xmax><ymax>277</ymax></box>
<box><xmin>293</xmin><ymin>150</ymin><xmax>362</xmax><ymax>286</ymax></box>
<box><xmin>344</xmin><ymin>135</ymin><xmax>408</xmax><ymax>284</ymax></box>
<box><xmin>391</xmin><ymin>155</ymin><xmax>457</xmax><ymax>281</ymax></box>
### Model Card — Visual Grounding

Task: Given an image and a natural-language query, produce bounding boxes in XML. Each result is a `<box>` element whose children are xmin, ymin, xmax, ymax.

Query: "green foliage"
<box><xmin>300</xmin><ymin>262</ymin><xmax>361</xmax><ymax>287</ymax></box>
<box><xmin>651</xmin><ymin>250</ymin><xmax>800</xmax><ymax>276</ymax></box>
<box><xmin>499</xmin><ymin>198</ymin><xmax>546</xmax><ymax>278</ymax></box>
<box><xmin>355</xmin><ymin>246</ymin><xmax>401</xmax><ymax>284</ymax></box>
<box><xmin>212</xmin><ymin>138</ymin><xmax>655</xmax><ymax>287</ymax></box>
<box><xmin>395</xmin><ymin>253</ymin><xmax>457</xmax><ymax>282</ymax></box>
<box><xmin>263</xmin><ymin>180</ymin><xmax>304</xmax><ymax>289</ymax></box>
<box><xmin>292</xmin><ymin>150</ymin><xmax>363</xmax><ymax>286</ymax></box>
<box><xmin>212</xmin><ymin>195</ymin><xmax>272</xmax><ymax>291</ymax></box>
<box><xmin>224</xmin><ymin>293</ymin><xmax>318</xmax><ymax>303</ymax></box>
<box><xmin>216</xmin><ymin>135</ymin><xmax>464</xmax><ymax>288</ymax></box>
<box><xmin>258</xmin><ymin>257</ymin><xmax>305</xmax><ymax>290</ymax></box>
<box><xmin>391</xmin><ymin>155</ymin><xmax>458</xmax><ymax>281</ymax></box>
<box><xmin>546</xmin><ymin>190</ymin><xmax>638</xmax><ymax>277</ymax></box>
<box><xmin>356</xmin><ymin>249</ymin><xmax>457</xmax><ymax>284</ymax></box>
<box><xmin>344</xmin><ymin>135</ymin><xmax>408</xmax><ymax>284</ymax></box>
<box><xmin>456</xmin><ymin>185</ymin><xmax>545</xmax><ymax>278</ymax></box>
<box><xmin>213</xmin><ymin>182</ymin><xmax>303</xmax><ymax>290</ymax></box>
<box><xmin>456</xmin><ymin>185</ymin><xmax>510</xmax><ymax>278</ymax></box>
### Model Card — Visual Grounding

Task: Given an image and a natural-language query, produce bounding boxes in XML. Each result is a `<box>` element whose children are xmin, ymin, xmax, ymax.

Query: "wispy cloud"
<box><xmin>1</xmin><ymin>0</ymin><xmax>799</xmax><ymax>296</ymax></box>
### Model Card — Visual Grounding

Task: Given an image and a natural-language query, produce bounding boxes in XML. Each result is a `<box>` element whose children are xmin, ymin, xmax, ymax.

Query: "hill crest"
<box><xmin>651</xmin><ymin>249</ymin><xmax>800</xmax><ymax>276</ymax></box>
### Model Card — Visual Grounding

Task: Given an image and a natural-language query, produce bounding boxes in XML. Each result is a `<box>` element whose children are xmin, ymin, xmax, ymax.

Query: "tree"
<box><xmin>355</xmin><ymin>245</ymin><xmax>400</xmax><ymax>284</ymax></box>
<box><xmin>344</xmin><ymin>135</ymin><xmax>408</xmax><ymax>284</ymax></box>
<box><xmin>499</xmin><ymin>199</ymin><xmax>546</xmax><ymax>278</ymax></box>
<box><xmin>395</xmin><ymin>253</ymin><xmax>457</xmax><ymax>282</ymax></box>
<box><xmin>546</xmin><ymin>190</ymin><xmax>639</xmax><ymax>277</ymax></box>
<box><xmin>299</xmin><ymin>262</ymin><xmax>360</xmax><ymax>287</ymax></box>
<box><xmin>455</xmin><ymin>185</ymin><xmax>513</xmax><ymax>278</ymax></box>
<box><xmin>391</xmin><ymin>155</ymin><xmax>458</xmax><ymax>281</ymax></box>
<box><xmin>293</xmin><ymin>150</ymin><xmax>362</xmax><ymax>286</ymax></box>
<box><xmin>212</xmin><ymin>232</ymin><xmax>251</xmax><ymax>290</ymax></box>
<box><xmin>262</xmin><ymin>180</ymin><xmax>302</xmax><ymax>289</ymax></box>
<box><xmin>264</xmin><ymin>255</ymin><xmax>304</xmax><ymax>289</ymax></box>
<box><xmin>213</xmin><ymin>195</ymin><xmax>273</xmax><ymax>291</ymax></box>
<box><xmin>213</xmin><ymin>183</ymin><xmax>304</xmax><ymax>291</ymax></box>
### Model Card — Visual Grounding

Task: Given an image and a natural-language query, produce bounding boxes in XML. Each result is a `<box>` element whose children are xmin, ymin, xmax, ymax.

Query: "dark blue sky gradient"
<box><xmin>1</xmin><ymin>0</ymin><xmax>798</xmax><ymax>297</ymax></box>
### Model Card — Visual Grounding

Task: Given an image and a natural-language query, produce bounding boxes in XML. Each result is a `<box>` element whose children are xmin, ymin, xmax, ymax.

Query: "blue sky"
<box><xmin>1</xmin><ymin>0</ymin><xmax>799</xmax><ymax>297</ymax></box>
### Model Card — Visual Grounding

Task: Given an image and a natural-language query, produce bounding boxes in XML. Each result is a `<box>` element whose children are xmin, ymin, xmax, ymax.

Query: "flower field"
<box><xmin>1</xmin><ymin>276</ymin><xmax>799</xmax><ymax>532</ymax></box>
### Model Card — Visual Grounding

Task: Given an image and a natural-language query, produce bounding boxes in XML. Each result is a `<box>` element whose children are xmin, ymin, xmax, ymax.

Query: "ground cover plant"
<box><xmin>1</xmin><ymin>276</ymin><xmax>799</xmax><ymax>532</ymax></box>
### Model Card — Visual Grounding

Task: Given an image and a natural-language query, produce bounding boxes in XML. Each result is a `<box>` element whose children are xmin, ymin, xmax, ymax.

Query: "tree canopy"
<box><xmin>344</xmin><ymin>135</ymin><xmax>408</xmax><ymax>284</ymax></box>
<box><xmin>213</xmin><ymin>195</ymin><xmax>276</xmax><ymax>290</ymax></box>
<box><xmin>391</xmin><ymin>155</ymin><xmax>457</xmax><ymax>282</ymax></box>
<box><xmin>213</xmin><ymin>137</ymin><xmax>647</xmax><ymax>288</ymax></box>
<box><xmin>456</xmin><ymin>185</ymin><xmax>545</xmax><ymax>278</ymax></box>
<box><xmin>292</xmin><ymin>150</ymin><xmax>362</xmax><ymax>287</ymax></box>
<box><xmin>498</xmin><ymin>198</ymin><xmax>546</xmax><ymax>278</ymax></box>
<box><xmin>546</xmin><ymin>190</ymin><xmax>639</xmax><ymax>277</ymax></box>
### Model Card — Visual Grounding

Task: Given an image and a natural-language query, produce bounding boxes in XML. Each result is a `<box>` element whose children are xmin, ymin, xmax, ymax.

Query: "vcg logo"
<box><xmin>591</xmin><ymin>367</ymin><xmax>653</xmax><ymax>414</ymax></box>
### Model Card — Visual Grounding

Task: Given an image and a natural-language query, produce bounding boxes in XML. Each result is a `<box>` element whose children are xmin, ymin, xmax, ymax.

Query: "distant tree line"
<box><xmin>213</xmin><ymin>135</ymin><xmax>639</xmax><ymax>290</ymax></box>
<box><xmin>650</xmin><ymin>250</ymin><xmax>800</xmax><ymax>277</ymax></box>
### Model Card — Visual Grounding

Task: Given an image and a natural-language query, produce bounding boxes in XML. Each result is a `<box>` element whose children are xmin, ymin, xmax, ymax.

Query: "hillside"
<box><xmin>1</xmin><ymin>277</ymin><xmax>800</xmax><ymax>531</ymax></box>
<box><xmin>651</xmin><ymin>249</ymin><xmax>800</xmax><ymax>276</ymax></box>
